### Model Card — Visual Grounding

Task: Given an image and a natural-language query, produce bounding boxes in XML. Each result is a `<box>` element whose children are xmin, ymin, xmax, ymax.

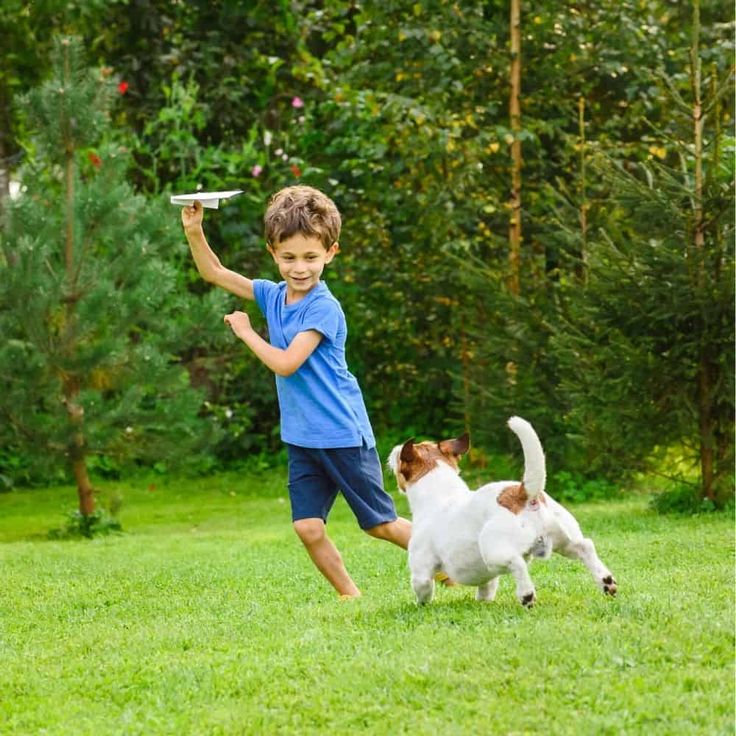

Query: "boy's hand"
<box><xmin>181</xmin><ymin>200</ymin><xmax>203</xmax><ymax>230</ymax></box>
<box><xmin>224</xmin><ymin>311</ymin><xmax>252</xmax><ymax>338</ymax></box>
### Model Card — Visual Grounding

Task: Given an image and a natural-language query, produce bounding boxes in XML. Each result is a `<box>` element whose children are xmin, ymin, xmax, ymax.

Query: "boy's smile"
<box><xmin>269</xmin><ymin>234</ymin><xmax>339</xmax><ymax>303</ymax></box>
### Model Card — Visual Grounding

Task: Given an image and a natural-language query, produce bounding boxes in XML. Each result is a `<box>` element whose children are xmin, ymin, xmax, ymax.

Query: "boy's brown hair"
<box><xmin>264</xmin><ymin>185</ymin><xmax>341</xmax><ymax>249</ymax></box>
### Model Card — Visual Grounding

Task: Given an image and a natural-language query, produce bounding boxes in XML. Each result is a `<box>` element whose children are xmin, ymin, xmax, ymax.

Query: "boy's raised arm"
<box><xmin>181</xmin><ymin>201</ymin><xmax>254</xmax><ymax>301</ymax></box>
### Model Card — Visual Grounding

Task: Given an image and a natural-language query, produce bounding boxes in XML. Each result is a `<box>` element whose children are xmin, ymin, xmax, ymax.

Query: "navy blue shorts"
<box><xmin>286</xmin><ymin>442</ymin><xmax>398</xmax><ymax>530</ymax></box>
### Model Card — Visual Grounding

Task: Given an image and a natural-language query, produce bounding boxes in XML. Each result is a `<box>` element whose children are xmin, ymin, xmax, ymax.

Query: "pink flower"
<box><xmin>87</xmin><ymin>151</ymin><xmax>102</xmax><ymax>168</ymax></box>
<box><xmin>118</xmin><ymin>81</ymin><xmax>129</xmax><ymax>95</ymax></box>
<box><xmin>251</xmin><ymin>164</ymin><xmax>263</xmax><ymax>177</ymax></box>
<box><xmin>291</xmin><ymin>96</ymin><xmax>304</xmax><ymax>108</ymax></box>
<box><xmin>290</xmin><ymin>164</ymin><xmax>302</xmax><ymax>178</ymax></box>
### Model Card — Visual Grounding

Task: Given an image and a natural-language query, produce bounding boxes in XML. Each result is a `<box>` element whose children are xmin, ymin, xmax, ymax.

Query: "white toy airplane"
<box><xmin>170</xmin><ymin>190</ymin><xmax>243</xmax><ymax>209</ymax></box>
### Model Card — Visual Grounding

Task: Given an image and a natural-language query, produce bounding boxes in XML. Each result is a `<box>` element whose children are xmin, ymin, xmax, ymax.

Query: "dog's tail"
<box><xmin>507</xmin><ymin>416</ymin><xmax>546</xmax><ymax>499</ymax></box>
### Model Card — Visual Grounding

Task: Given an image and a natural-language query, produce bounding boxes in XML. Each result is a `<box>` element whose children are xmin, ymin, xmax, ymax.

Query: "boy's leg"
<box><xmin>287</xmin><ymin>445</ymin><xmax>361</xmax><ymax>598</ymax></box>
<box><xmin>364</xmin><ymin>517</ymin><xmax>411</xmax><ymax>549</ymax></box>
<box><xmin>293</xmin><ymin>518</ymin><xmax>361</xmax><ymax>598</ymax></box>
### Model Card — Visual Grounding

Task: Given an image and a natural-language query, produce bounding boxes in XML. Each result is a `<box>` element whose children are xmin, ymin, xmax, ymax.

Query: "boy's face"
<box><xmin>268</xmin><ymin>234</ymin><xmax>338</xmax><ymax>298</ymax></box>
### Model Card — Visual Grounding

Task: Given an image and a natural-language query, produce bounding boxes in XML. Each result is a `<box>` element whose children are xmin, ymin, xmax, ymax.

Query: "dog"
<box><xmin>388</xmin><ymin>416</ymin><xmax>617</xmax><ymax>607</ymax></box>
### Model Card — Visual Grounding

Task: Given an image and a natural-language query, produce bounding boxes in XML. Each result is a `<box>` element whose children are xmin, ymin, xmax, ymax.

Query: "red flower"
<box><xmin>290</xmin><ymin>164</ymin><xmax>302</xmax><ymax>178</ymax></box>
<box><xmin>118</xmin><ymin>81</ymin><xmax>129</xmax><ymax>95</ymax></box>
<box><xmin>87</xmin><ymin>151</ymin><xmax>102</xmax><ymax>168</ymax></box>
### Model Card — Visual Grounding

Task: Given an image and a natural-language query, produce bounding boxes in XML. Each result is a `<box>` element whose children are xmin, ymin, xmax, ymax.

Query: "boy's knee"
<box><xmin>293</xmin><ymin>518</ymin><xmax>325</xmax><ymax>546</ymax></box>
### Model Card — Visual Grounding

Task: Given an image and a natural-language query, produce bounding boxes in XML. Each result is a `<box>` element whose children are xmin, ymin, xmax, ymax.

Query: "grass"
<box><xmin>0</xmin><ymin>469</ymin><xmax>733</xmax><ymax>735</ymax></box>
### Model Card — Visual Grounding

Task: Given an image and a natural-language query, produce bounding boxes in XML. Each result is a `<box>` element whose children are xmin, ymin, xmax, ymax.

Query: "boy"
<box><xmin>181</xmin><ymin>185</ymin><xmax>412</xmax><ymax>599</ymax></box>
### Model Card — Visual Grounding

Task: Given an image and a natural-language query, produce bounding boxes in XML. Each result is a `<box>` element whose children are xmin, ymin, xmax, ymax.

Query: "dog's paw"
<box><xmin>521</xmin><ymin>591</ymin><xmax>536</xmax><ymax>608</ymax></box>
<box><xmin>601</xmin><ymin>575</ymin><xmax>617</xmax><ymax>597</ymax></box>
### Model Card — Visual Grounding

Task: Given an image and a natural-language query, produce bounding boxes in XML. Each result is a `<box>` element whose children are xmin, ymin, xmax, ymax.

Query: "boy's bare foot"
<box><xmin>338</xmin><ymin>592</ymin><xmax>362</xmax><ymax>601</ymax></box>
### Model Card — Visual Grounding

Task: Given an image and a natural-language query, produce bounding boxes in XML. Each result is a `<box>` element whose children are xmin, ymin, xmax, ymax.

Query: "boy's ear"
<box><xmin>267</xmin><ymin>243</ymin><xmax>278</xmax><ymax>261</ymax></box>
<box><xmin>325</xmin><ymin>242</ymin><xmax>340</xmax><ymax>263</ymax></box>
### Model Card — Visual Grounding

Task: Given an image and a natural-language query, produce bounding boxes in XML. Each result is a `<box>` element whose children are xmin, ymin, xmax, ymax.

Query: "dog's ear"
<box><xmin>400</xmin><ymin>438</ymin><xmax>416</xmax><ymax>463</ymax></box>
<box><xmin>439</xmin><ymin>432</ymin><xmax>470</xmax><ymax>458</ymax></box>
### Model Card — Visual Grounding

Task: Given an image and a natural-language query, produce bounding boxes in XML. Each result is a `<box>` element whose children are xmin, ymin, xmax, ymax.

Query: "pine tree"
<box><xmin>554</xmin><ymin>2</ymin><xmax>734</xmax><ymax>505</ymax></box>
<box><xmin>0</xmin><ymin>37</ymin><xmax>221</xmax><ymax>514</ymax></box>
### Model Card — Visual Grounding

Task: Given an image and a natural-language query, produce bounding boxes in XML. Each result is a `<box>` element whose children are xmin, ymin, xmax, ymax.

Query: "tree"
<box><xmin>453</xmin><ymin>0</ymin><xmax>733</xmax><ymax>495</ymax></box>
<box><xmin>0</xmin><ymin>37</ymin><xmax>221</xmax><ymax>509</ymax></box>
<box><xmin>554</xmin><ymin>0</ymin><xmax>734</xmax><ymax>503</ymax></box>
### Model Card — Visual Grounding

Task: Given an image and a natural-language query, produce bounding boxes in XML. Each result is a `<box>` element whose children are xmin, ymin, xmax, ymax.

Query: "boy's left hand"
<box><xmin>224</xmin><ymin>311</ymin><xmax>252</xmax><ymax>338</ymax></box>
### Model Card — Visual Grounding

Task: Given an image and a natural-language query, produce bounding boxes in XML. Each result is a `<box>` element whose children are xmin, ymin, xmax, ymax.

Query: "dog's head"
<box><xmin>388</xmin><ymin>433</ymin><xmax>470</xmax><ymax>492</ymax></box>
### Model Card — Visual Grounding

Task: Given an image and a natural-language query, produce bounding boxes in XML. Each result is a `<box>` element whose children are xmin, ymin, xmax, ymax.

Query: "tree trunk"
<box><xmin>708</xmin><ymin>63</ymin><xmax>730</xmax><ymax>502</ymax></box>
<box><xmin>60</xmin><ymin>40</ymin><xmax>95</xmax><ymax>517</ymax></box>
<box><xmin>461</xmin><ymin>328</ymin><xmax>472</xmax><ymax>436</ymax></box>
<box><xmin>508</xmin><ymin>0</ymin><xmax>522</xmax><ymax>295</ymax></box>
<box><xmin>65</xmin><ymin>381</ymin><xmax>95</xmax><ymax>516</ymax></box>
<box><xmin>690</xmin><ymin>0</ymin><xmax>714</xmax><ymax>503</ymax></box>
<box><xmin>697</xmin><ymin>357</ymin><xmax>715</xmax><ymax>502</ymax></box>
<box><xmin>690</xmin><ymin>0</ymin><xmax>705</xmax><ymax>287</ymax></box>
<box><xmin>577</xmin><ymin>96</ymin><xmax>588</xmax><ymax>284</ymax></box>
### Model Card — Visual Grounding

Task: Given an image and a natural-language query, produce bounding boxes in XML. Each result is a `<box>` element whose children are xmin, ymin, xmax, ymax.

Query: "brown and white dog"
<box><xmin>388</xmin><ymin>416</ymin><xmax>617</xmax><ymax>607</ymax></box>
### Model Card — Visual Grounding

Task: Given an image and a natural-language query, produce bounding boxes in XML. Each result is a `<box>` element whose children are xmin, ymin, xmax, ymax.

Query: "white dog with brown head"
<box><xmin>388</xmin><ymin>416</ymin><xmax>617</xmax><ymax>606</ymax></box>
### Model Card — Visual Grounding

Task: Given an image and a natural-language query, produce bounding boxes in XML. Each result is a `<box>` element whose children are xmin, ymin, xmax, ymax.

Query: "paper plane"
<box><xmin>170</xmin><ymin>190</ymin><xmax>243</xmax><ymax>209</ymax></box>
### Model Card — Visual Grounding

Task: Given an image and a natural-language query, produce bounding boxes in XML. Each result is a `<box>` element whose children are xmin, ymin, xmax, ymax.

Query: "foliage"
<box><xmin>554</xmin><ymin>54</ymin><xmax>734</xmax><ymax>503</ymax></box>
<box><xmin>649</xmin><ymin>482</ymin><xmax>722</xmax><ymax>515</ymax></box>
<box><xmin>0</xmin><ymin>38</ymin><xmax>221</xmax><ymax>495</ymax></box>
<box><xmin>549</xmin><ymin>471</ymin><xmax>620</xmax><ymax>504</ymax></box>
<box><xmin>457</xmin><ymin>260</ymin><xmax>572</xmax><ymax>466</ymax></box>
<box><xmin>47</xmin><ymin>508</ymin><xmax>122</xmax><ymax>539</ymax></box>
<box><xmin>0</xmin><ymin>3</ymin><xmax>733</xmax><ymax>505</ymax></box>
<box><xmin>458</xmin><ymin>3</ymin><xmax>734</xmax><ymax>504</ymax></box>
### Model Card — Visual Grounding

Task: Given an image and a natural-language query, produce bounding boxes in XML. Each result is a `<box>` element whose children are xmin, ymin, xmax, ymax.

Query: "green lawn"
<box><xmin>1</xmin><ymin>471</ymin><xmax>733</xmax><ymax>735</ymax></box>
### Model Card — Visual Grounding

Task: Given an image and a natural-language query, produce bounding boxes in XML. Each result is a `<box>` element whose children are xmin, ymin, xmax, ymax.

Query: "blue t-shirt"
<box><xmin>252</xmin><ymin>279</ymin><xmax>375</xmax><ymax>449</ymax></box>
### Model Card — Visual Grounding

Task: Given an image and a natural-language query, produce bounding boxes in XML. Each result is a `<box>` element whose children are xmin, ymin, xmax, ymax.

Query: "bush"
<box><xmin>649</xmin><ymin>484</ymin><xmax>727</xmax><ymax>515</ymax></box>
<box><xmin>48</xmin><ymin>509</ymin><xmax>123</xmax><ymax>540</ymax></box>
<box><xmin>549</xmin><ymin>471</ymin><xmax>620</xmax><ymax>504</ymax></box>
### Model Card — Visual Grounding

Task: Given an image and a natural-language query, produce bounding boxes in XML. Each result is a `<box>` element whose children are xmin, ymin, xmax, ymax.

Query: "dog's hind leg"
<box><xmin>546</xmin><ymin>503</ymin><xmax>617</xmax><ymax>596</ymax></box>
<box><xmin>476</xmin><ymin>577</ymin><xmax>499</xmax><ymax>602</ymax></box>
<box><xmin>557</xmin><ymin>538</ymin><xmax>617</xmax><ymax>596</ymax></box>
<box><xmin>508</xmin><ymin>556</ymin><xmax>536</xmax><ymax>608</ymax></box>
